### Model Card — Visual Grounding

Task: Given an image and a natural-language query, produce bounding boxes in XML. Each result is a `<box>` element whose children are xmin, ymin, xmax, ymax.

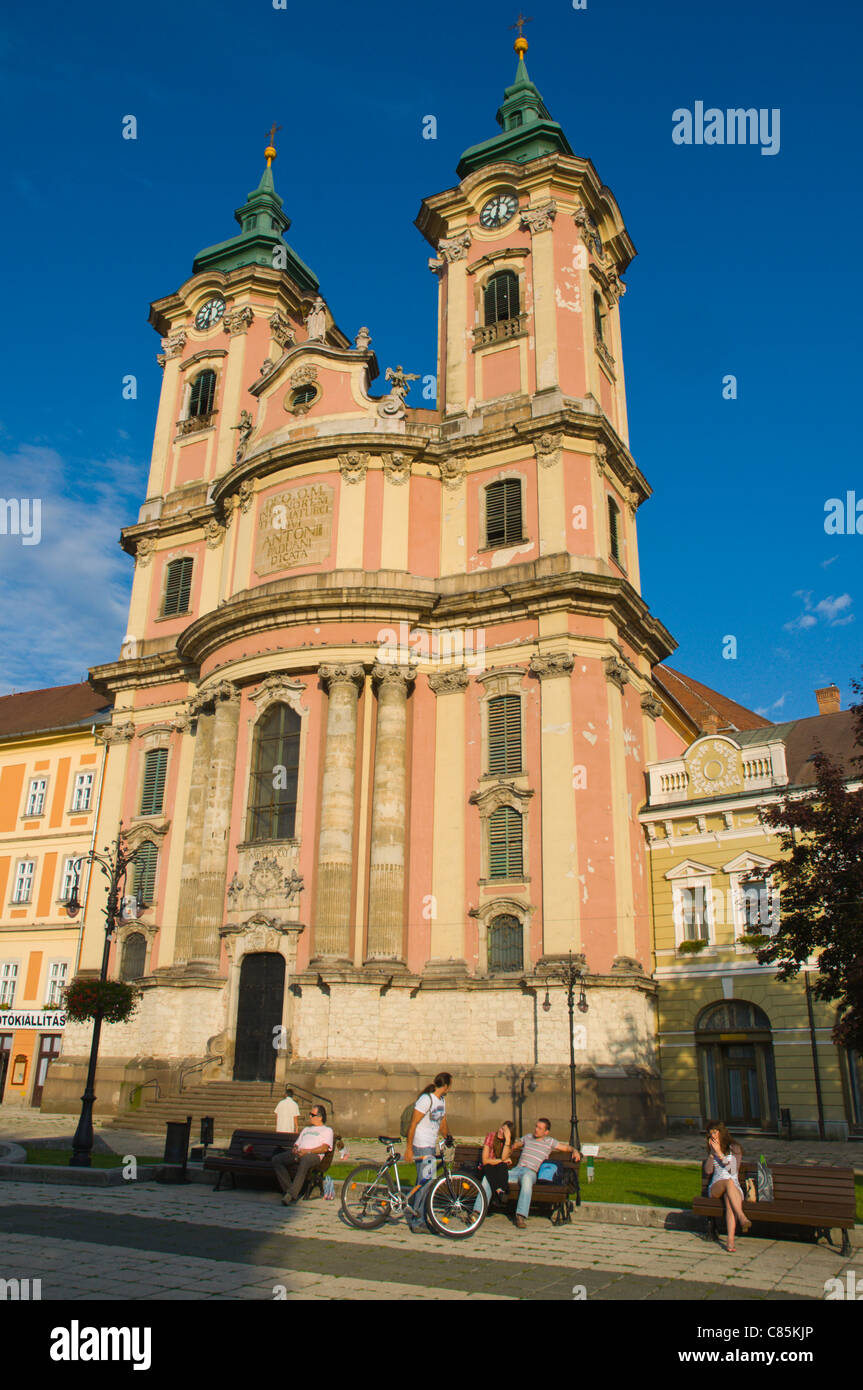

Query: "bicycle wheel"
<box><xmin>425</xmin><ymin>1172</ymin><xmax>486</xmax><ymax>1238</ymax></box>
<box><xmin>340</xmin><ymin>1164</ymin><xmax>394</xmax><ymax>1229</ymax></box>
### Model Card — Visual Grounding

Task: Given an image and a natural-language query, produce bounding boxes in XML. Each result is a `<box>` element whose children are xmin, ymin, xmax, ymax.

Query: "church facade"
<box><xmin>45</xmin><ymin>42</ymin><xmax>756</xmax><ymax>1136</ymax></box>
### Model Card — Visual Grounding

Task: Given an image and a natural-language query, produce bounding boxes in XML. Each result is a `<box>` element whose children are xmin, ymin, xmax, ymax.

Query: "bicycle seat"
<box><xmin>378</xmin><ymin>1135</ymin><xmax>401</xmax><ymax>1145</ymax></box>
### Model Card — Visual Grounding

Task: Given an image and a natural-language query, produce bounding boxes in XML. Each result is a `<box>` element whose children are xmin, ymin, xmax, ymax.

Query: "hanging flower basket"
<box><xmin>678</xmin><ymin>939</ymin><xmax>708</xmax><ymax>954</ymax></box>
<box><xmin>63</xmin><ymin>977</ymin><xmax>140</xmax><ymax>1024</ymax></box>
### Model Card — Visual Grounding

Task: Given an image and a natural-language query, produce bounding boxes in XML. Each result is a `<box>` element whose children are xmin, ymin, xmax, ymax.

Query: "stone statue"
<box><xmin>305</xmin><ymin>296</ymin><xmax>327</xmax><ymax>340</ymax></box>
<box><xmin>379</xmin><ymin>364</ymin><xmax>420</xmax><ymax>418</ymax></box>
<box><xmin>355</xmin><ymin>326</ymin><xmax>371</xmax><ymax>351</ymax></box>
<box><xmin>232</xmin><ymin>409</ymin><xmax>254</xmax><ymax>463</ymax></box>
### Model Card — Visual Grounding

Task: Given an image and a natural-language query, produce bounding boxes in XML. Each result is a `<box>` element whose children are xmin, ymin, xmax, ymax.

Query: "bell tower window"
<box><xmin>189</xmin><ymin>369</ymin><xmax>216</xmax><ymax>418</ymax></box>
<box><xmin>608</xmin><ymin>495</ymin><xmax>622</xmax><ymax>565</ymax></box>
<box><xmin>484</xmin><ymin>271</ymin><xmax>519</xmax><ymax>326</ymax></box>
<box><xmin>593</xmin><ymin>292</ymin><xmax>606</xmax><ymax>343</ymax></box>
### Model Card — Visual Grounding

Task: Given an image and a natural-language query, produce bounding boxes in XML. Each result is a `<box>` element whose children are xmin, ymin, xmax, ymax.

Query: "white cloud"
<box><xmin>0</xmin><ymin>445</ymin><xmax>141</xmax><ymax>695</ymax></box>
<box><xmin>783</xmin><ymin>590</ymin><xmax>854</xmax><ymax>633</ymax></box>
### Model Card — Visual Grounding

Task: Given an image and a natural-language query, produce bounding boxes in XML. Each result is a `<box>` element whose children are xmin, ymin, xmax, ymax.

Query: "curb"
<box><xmin>569</xmin><ymin>1199</ymin><xmax>863</xmax><ymax>1247</ymax></box>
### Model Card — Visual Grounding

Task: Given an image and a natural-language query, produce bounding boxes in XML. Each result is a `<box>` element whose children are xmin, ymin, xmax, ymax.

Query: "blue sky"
<box><xmin>0</xmin><ymin>0</ymin><xmax>859</xmax><ymax>720</ymax></box>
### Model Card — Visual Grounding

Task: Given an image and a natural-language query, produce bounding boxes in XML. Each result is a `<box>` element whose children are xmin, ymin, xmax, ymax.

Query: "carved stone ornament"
<box><xmin>611</xmin><ymin>954</ymin><xmax>643</xmax><ymax>974</ymax></box>
<box><xmin>529</xmin><ymin>651</ymin><xmax>575</xmax><ymax>680</ymax></box>
<box><xmin>237</xmin><ymin>478</ymin><xmax>254</xmax><ymax>514</ymax></box>
<box><xmin>594</xmin><ymin>441</ymin><xmax>610</xmax><ymax>478</ymax></box>
<box><xmin>259</xmin><ymin>357</ymin><xmax>275</xmax><ymax>379</ymax></box>
<box><xmin>428</xmin><ymin>668</ymin><xmax>471</xmax><ymax>695</ymax></box>
<box><xmin>204</xmin><ymin>518</ymin><xmax>225</xmax><ymax>549</ymax></box>
<box><xmin>640</xmin><ymin>693</ymin><xmax>663</xmax><ymax>721</ymax></box>
<box><xmin>534</xmin><ymin>432</ymin><xmax>563</xmax><ymax>469</ymax></box>
<box><xmin>686</xmin><ymin>739</ymin><xmax>740</xmax><ymax>797</ymax></box>
<box><xmin>383</xmin><ymin>451</ymin><xmax>412</xmax><ymax>485</ymax></box>
<box><xmin>604</xmin><ymin>267</ymin><xmax>626</xmax><ymax>303</ymax></box>
<box><xmin>228</xmin><ymin>860</ymin><xmax>304</xmax><ymax>909</ymax></box>
<box><xmin>319</xmin><ymin>663</ymin><xmax>366</xmax><ymax>691</ymax></box>
<box><xmin>304</xmin><ymin>296</ymin><xmax>327</xmax><ymax>341</ymax></box>
<box><xmin>188</xmin><ymin>679</ymin><xmax>240</xmax><ymax>717</ymax></box>
<box><xmin>135</xmin><ymin>537</ymin><xmax>155</xmax><ymax>567</ymax></box>
<box><xmin>170</xmin><ymin>710</ymin><xmax>193</xmax><ymax>735</ymax></box>
<box><xmin>232</xmin><ymin>408</ymin><xmax>254</xmax><ymax>464</ymax></box>
<box><xmin>223</xmin><ymin>306</ymin><xmax>254</xmax><ymax>336</ymax></box>
<box><xmin>378</xmin><ymin>365</ymin><xmax>419</xmax><ymax>419</ymax></box>
<box><xmin>623</xmin><ymin>484</ymin><xmax>640</xmax><ymax>516</ymax></box>
<box><xmin>220</xmin><ymin>916</ymin><xmax>300</xmax><ymax>960</ymax></box>
<box><xmin>371</xmin><ymin>661</ymin><xmax>416</xmax><ymax>692</ymax></box>
<box><xmin>160</xmin><ymin>329</ymin><xmax>187</xmax><ymax>359</ymax></box>
<box><xmin>291</xmin><ymin>364</ymin><xmax>318</xmax><ymax>388</ymax></box>
<box><xmin>437</xmin><ymin>230</ymin><xmax>472</xmax><ymax>263</ymax></box>
<box><xmin>603</xmin><ymin>656</ymin><xmax>629</xmax><ymax>691</ymax></box>
<box><xmin>338</xmin><ymin>450</ymin><xmax>369</xmax><ymax>484</ymax></box>
<box><xmin>354</xmin><ymin>326</ymin><xmax>371</xmax><ymax>351</ymax></box>
<box><xmin>125</xmin><ymin>820</ymin><xmax>170</xmax><ymax>849</ymax></box>
<box><xmin>100</xmin><ymin>721</ymin><xmax>135</xmax><ymax>745</ymax></box>
<box><xmin>469</xmin><ymin>780</ymin><xmax>534</xmax><ymax>814</ymax></box>
<box><xmin>269</xmin><ymin>310</ymin><xmax>294</xmax><ymax>348</ymax></box>
<box><xmin>438</xmin><ymin>457</ymin><xmax>466</xmax><ymax>490</ymax></box>
<box><xmin>520</xmin><ymin>201</ymin><xmax>557</xmax><ymax>234</ymax></box>
<box><xmin>250</xmin><ymin>674</ymin><xmax>307</xmax><ymax>716</ymax></box>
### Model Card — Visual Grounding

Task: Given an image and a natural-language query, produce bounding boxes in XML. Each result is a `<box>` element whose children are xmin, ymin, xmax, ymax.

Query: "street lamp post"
<box><xmin>541</xmin><ymin>952</ymin><xmax>589</xmax><ymax>1149</ymax></box>
<box><xmin>66</xmin><ymin>833</ymin><xmax>141</xmax><ymax>1168</ymax></box>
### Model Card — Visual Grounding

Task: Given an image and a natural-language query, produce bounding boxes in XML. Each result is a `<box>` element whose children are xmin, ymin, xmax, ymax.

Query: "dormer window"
<box><xmin>189</xmin><ymin>369</ymin><xmax>216</xmax><ymax>418</ymax></box>
<box><xmin>484</xmin><ymin>271</ymin><xmax>519</xmax><ymax>326</ymax></box>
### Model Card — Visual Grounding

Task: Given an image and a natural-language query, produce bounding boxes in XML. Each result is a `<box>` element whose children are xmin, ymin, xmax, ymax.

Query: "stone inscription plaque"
<box><xmin>255</xmin><ymin>482</ymin><xmax>334</xmax><ymax>574</ymax></box>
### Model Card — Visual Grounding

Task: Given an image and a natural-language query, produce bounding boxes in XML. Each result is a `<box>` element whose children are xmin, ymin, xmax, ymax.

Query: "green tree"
<box><xmin>754</xmin><ymin>677</ymin><xmax>863</xmax><ymax>1052</ymax></box>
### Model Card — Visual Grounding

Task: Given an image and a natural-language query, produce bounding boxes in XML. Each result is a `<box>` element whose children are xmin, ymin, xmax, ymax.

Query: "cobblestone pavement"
<box><xmin>0</xmin><ymin>1177</ymin><xmax>856</xmax><ymax>1301</ymax></box>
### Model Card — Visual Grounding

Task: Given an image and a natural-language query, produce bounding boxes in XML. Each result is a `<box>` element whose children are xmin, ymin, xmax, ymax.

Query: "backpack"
<box><xmin>400</xmin><ymin>1095</ymin><xmax>425</xmax><ymax>1139</ymax></box>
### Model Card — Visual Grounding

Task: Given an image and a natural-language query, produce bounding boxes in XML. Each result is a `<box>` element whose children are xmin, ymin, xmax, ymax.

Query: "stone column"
<box><xmin>313</xmin><ymin>664</ymin><xmax>364</xmax><ymax>959</ymax></box>
<box><xmin>365</xmin><ymin>662</ymin><xmax>415</xmax><ymax>962</ymax></box>
<box><xmin>173</xmin><ymin>702</ymin><xmax>215</xmax><ymax>965</ymax></box>
<box><xmin>530</xmin><ymin>651</ymin><xmax>580</xmax><ymax>958</ymax></box>
<box><xmin>427</xmin><ymin>668</ymin><xmax>470</xmax><ymax>975</ymax></box>
<box><xmin>187</xmin><ymin>680</ymin><xmax>241</xmax><ymax>970</ymax></box>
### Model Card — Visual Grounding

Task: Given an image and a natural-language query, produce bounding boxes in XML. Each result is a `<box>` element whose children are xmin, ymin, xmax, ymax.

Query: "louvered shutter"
<box><xmin>189</xmin><ymin>370</ymin><xmax>216</xmax><ymax>417</ymax></box>
<box><xmin>133</xmin><ymin>843</ymin><xmax>158</xmax><ymax>906</ymax></box>
<box><xmin>140</xmin><ymin>749</ymin><xmax>168</xmax><ymax>816</ymax></box>
<box><xmin>163</xmin><ymin>557</ymin><xmax>193</xmax><ymax>616</ymax></box>
<box><xmin>608</xmin><ymin>496</ymin><xmax>621</xmax><ymax>562</ymax></box>
<box><xmin>484</xmin><ymin>271</ymin><xmax>519</xmax><ymax>325</ymax></box>
<box><xmin>488</xmin><ymin>806</ymin><xmax>523</xmax><ymax>879</ymax></box>
<box><xmin>486</xmin><ymin>479</ymin><xmax>522</xmax><ymax>547</ymax></box>
<box><xmin>488</xmin><ymin>695</ymin><xmax>521</xmax><ymax>774</ymax></box>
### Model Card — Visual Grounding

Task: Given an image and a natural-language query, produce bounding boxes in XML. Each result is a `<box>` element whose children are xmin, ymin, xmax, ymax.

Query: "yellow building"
<box><xmin>0</xmin><ymin>683</ymin><xmax>111</xmax><ymax>1109</ymax></box>
<box><xmin>642</xmin><ymin>681</ymin><xmax>863</xmax><ymax>1141</ymax></box>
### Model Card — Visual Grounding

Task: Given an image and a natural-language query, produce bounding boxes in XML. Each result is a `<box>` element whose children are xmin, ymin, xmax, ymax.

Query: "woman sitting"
<box><xmin>703</xmin><ymin>1121</ymin><xmax>751</xmax><ymax>1253</ymax></box>
<box><xmin>478</xmin><ymin>1121</ymin><xmax>515</xmax><ymax>1205</ymax></box>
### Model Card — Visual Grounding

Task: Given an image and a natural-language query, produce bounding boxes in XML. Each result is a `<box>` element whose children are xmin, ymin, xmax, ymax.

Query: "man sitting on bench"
<box><xmin>273</xmin><ymin>1105</ymin><xmax>334</xmax><ymax>1205</ymax></box>
<box><xmin>475</xmin><ymin>1117</ymin><xmax>580</xmax><ymax>1229</ymax></box>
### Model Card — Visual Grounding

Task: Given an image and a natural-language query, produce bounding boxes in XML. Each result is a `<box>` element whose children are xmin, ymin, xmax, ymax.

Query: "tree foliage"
<box><xmin>755</xmin><ymin>677</ymin><xmax>863</xmax><ymax>1052</ymax></box>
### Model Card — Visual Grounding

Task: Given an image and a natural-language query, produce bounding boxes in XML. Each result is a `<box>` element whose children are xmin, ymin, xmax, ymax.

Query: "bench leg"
<box><xmin>707</xmin><ymin>1217</ymin><xmax>717</xmax><ymax>1244</ymax></box>
<box><xmin>840</xmin><ymin>1228</ymin><xmax>851</xmax><ymax>1258</ymax></box>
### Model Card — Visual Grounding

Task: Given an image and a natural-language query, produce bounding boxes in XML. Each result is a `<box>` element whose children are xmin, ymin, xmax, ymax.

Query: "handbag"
<box><xmin>744</xmin><ymin>1176</ymin><xmax>757</xmax><ymax>1202</ymax></box>
<box><xmin>756</xmin><ymin>1155</ymin><xmax>774</xmax><ymax>1201</ymax></box>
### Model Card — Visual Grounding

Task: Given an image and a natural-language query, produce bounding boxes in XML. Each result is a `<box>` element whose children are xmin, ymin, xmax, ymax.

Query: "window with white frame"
<box><xmin>46</xmin><ymin>961</ymin><xmax>68</xmax><ymax>1007</ymax></box>
<box><xmin>0</xmin><ymin>962</ymin><xmax>18</xmax><ymax>1006</ymax></box>
<box><xmin>680</xmin><ymin>885</ymin><xmax>709</xmax><ymax>940</ymax></box>
<box><xmin>26</xmin><ymin>778</ymin><xmax>47</xmax><ymax>816</ymax></box>
<box><xmin>13</xmin><ymin>860</ymin><xmax>35</xmax><ymax>903</ymax></box>
<box><xmin>668</xmin><ymin>866</ymin><xmax>716</xmax><ymax>945</ymax></box>
<box><xmin>60</xmin><ymin>857</ymin><xmax>80</xmax><ymax>903</ymax></box>
<box><xmin>725</xmin><ymin>856</ymin><xmax>779</xmax><ymax>937</ymax></box>
<box><xmin>72</xmin><ymin>772</ymin><xmax>94</xmax><ymax>812</ymax></box>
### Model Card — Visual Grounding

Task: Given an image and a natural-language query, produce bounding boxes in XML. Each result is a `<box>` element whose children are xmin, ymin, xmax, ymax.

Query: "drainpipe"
<box><xmin>72</xmin><ymin>730</ymin><xmax>109</xmax><ymax>977</ymax></box>
<box><xmin>804</xmin><ymin>968</ymin><xmax>826</xmax><ymax>1140</ymax></box>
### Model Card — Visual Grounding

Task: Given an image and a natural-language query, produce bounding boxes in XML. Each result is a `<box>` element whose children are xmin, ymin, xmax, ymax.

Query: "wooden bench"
<box><xmin>454</xmin><ymin>1143</ymin><xmax>580</xmax><ymax>1224</ymax></box>
<box><xmin>692</xmin><ymin>1161</ymin><xmax>856</xmax><ymax>1256</ymax></box>
<box><xmin>204</xmin><ymin>1128</ymin><xmax>339</xmax><ymax>1198</ymax></box>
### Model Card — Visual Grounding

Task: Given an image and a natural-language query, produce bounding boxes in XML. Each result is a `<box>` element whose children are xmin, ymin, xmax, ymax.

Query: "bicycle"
<box><xmin>340</xmin><ymin>1134</ymin><xmax>487</xmax><ymax>1238</ymax></box>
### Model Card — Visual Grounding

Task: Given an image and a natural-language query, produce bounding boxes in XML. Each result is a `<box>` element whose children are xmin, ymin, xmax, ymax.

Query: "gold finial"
<box><xmin>265</xmin><ymin>122</ymin><xmax>282</xmax><ymax>166</ymax></box>
<box><xmin>510</xmin><ymin>11</ymin><xmax>532</xmax><ymax>55</ymax></box>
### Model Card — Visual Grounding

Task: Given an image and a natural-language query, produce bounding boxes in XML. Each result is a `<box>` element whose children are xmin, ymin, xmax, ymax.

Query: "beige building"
<box><xmin>642</xmin><ymin>682</ymin><xmax>863</xmax><ymax>1141</ymax></box>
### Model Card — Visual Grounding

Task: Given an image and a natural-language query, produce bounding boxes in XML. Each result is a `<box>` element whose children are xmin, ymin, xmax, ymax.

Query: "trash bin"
<box><xmin>158</xmin><ymin>1115</ymin><xmax>192</xmax><ymax>1183</ymax></box>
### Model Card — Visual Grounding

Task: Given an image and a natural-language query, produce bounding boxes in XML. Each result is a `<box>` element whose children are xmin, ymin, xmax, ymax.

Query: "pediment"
<box><xmin>664</xmin><ymin>858</ymin><xmax>716</xmax><ymax>881</ymax></box>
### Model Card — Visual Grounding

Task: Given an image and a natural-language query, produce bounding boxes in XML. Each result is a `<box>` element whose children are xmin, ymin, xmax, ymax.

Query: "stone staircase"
<box><xmin>109</xmin><ymin>1081</ymin><xmax>290</xmax><ymax>1141</ymax></box>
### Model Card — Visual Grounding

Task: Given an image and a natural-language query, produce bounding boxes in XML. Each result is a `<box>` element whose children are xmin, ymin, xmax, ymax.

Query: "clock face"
<box><xmin>480</xmin><ymin>193</ymin><xmax>518</xmax><ymax>229</ymax></box>
<box><xmin>195</xmin><ymin>297</ymin><xmax>226</xmax><ymax>330</ymax></box>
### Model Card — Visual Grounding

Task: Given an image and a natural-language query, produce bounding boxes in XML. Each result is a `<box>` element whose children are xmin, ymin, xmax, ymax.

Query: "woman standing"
<box><xmin>478</xmin><ymin>1121</ymin><xmax>515</xmax><ymax>1206</ymax></box>
<box><xmin>703</xmin><ymin>1121</ymin><xmax>752</xmax><ymax>1253</ymax></box>
<box><xmin>404</xmin><ymin>1072</ymin><xmax>452</xmax><ymax>1187</ymax></box>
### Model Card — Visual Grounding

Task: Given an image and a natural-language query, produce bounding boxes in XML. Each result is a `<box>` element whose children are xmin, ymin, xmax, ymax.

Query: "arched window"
<box><xmin>484</xmin><ymin>271</ymin><xmax>519</xmax><ymax>326</ymax></box>
<box><xmin>120</xmin><ymin>932</ymin><xmax>147</xmax><ymax>981</ymax></box>
<box><xmin>488</xmin><ymin>914</ymin><xmax>523</xmax><ymax>973</ymax></box>
<box><xmin>247</xmin><ymin>703</ymin><xmax>301</xmax><ymax>842</ymax></box>
<box><xmin>695</xmin><ymin>999</ymin><xmax>777</xmax><ymax>1131</ymax></box>
<box><xmin>485</xmin><ymin>478</ymin><xmax>523</xmax><ymax>548</ymax></box>
<box><xmin>488</xmin><ymin>806</ymin><xmax>523</xmax><ymax>879</ymax></box>
<box><xmin>163</xmin><ymin>557</ymin><xmax>194</xmax><ymax>617</ymax></box>
<box><xmin>133</xmin><ymin>842</ymin><xmax>158</xmax><ymax>907</ymax></box>
<box><xmin>488</xmin><ymin>695</ymin><xmax>522</xmax><ymax>775</ymax></box>
<box><xmin>593</xmin><ymin>292</ymin><xmax>605</xmax><ymax>342</ymax></box>
<box><xmin>189</xmin><ymin>369</ymin><xmax>216</xmax><ymax>418</ymax></box>
<box><xmin>696</xmin><ymin>1000</ymin><xmax>771</xmax><ymax>1033</ymax></box>
<box><xmin>607</xmin><ymin>495</ymin><xmax>622</xmax><ymax>565</ymax></box>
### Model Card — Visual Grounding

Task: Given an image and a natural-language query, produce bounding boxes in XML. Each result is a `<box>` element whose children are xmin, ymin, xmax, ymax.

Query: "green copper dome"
<box><xmin>457</xmin><ymin>49</ymin><xmax>573</xmax><ymax>178</ymax></box>
<box><xmin>193</xmin><ymin>161</ymin><xmax>319</xmax><ymax>292</ymax></box>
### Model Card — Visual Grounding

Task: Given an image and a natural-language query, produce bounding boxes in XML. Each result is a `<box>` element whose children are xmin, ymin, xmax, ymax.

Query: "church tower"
<box><xmin>52</xmin><ymin>40</ymin><xmax>699</xmax><ymax>1138</ymax></box>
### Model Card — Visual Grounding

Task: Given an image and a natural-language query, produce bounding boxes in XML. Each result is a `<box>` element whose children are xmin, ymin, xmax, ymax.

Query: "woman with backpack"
<box><xmin>404</xmin><ymin>1072</ymin><xmax>452</xmax><ymax>1188</ymax></box>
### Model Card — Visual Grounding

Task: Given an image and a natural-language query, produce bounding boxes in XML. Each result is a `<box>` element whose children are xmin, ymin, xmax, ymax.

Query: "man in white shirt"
<box><xmin>274</xmin><ymin>1087</ymin><xmax>300</xmax><ymax>1134</ymax></box>
<box><xmin>273</xmin><ymin>1105</ymin><xmax>334</xmax><ymax>1205</ymax></box>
